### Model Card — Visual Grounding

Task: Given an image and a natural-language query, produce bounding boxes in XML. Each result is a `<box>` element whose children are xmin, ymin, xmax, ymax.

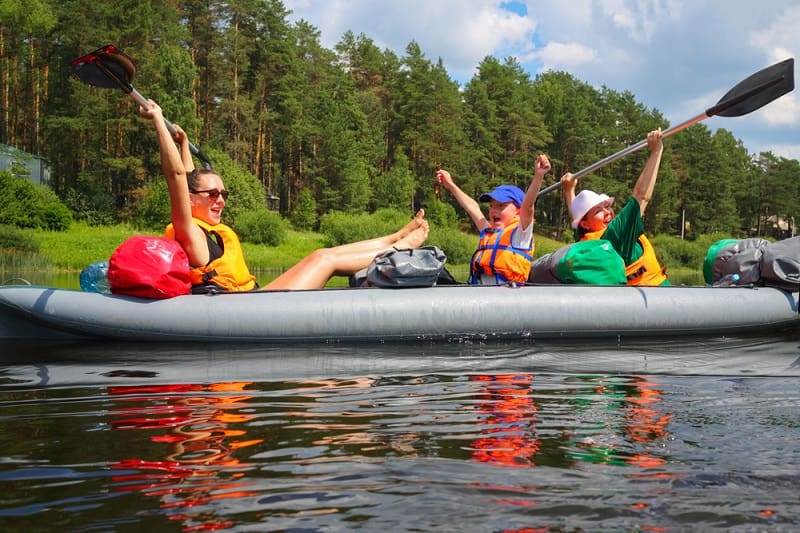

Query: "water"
<box><xmin>1</xmin><ymin>336</ymin><xmax>799</xmax><ymax>532</ymax></box>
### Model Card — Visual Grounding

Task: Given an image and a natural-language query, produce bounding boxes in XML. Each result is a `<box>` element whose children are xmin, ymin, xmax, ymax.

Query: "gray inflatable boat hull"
<box><xmin>0</xmin><ymin>284</ymin><xmax>798</xmax><ymax>343</ymax></box>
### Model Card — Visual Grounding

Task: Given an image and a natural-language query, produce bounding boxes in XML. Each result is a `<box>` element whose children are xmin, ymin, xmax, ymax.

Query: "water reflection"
<box><xmin>1</xmin><ymin>355</ymin><xmax>798</xmax><ymax>531</ymax></box>
<box><xmin>565</xmin><ymin>375</ymin><xmax>673</xmax><ymax>471</ymax></box>
<box><xmin>470</xmin><ymin>374</ymin><xmax>539</xmax><ymax>467</ymax></box>
<box><xmin>466</xmin><ymin>373</ymin><xmax>674</xmax><ymax>472</ymax></box>
<box><xmin>108</xmin><ymin>382</ymin><xmax>262</xmax><ymax>532</ymax></box>
<box><xmin>93</xmin><ymin>371</ymin><xmax>679</xmax><ymax>530</ymax></box>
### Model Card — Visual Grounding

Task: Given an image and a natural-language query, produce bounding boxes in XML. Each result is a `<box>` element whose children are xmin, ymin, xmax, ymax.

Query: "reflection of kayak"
<box><xmin>1</xmin><ymin>284</ymin><xmax>798</xmax><ymax>343</ymax></box>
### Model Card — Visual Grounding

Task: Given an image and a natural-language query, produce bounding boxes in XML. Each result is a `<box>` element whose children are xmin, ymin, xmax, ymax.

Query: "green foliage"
<box><xmin>62</xmin><ymin>180</ymin><xmax>119</xmax><ymax>227</ymax></box>
<box><xmin>421</xmin><ymin>197</ymin><xmax>460</xmax><ymax>229</ymax></box>
<box><xmin>533</xmin><ymin>235</ymin><xmax>569</xmax><ymax>258</ymax></box>
<box><xmin>650</xmin><ymin>234</ymin><xmax>707</xmax><ymax>272</ymax></box>
<box><xmin>426</xmin><ymin>226</ymin><xmax>476</xmax><ymax>265</ymax></box>
<box><xmin>340</xmin><ymin>157</ymin><xmax>373</xmax><ymax>212</ymax></box>
<box><xmin>373</xmin><ymin>153</ymin><xmax>415</xmax><ymax>210</ymax></box>
<box><xmin>234</xmin><ymin>209</ymin><xmax>289</xmax><ymax>246</ymax></box>
<box><xmin>694</xmin><ymin>231</ymin><xmax>747</xmax><ymax>250</ymax></box>
<box><xmin>319</xmin><ymin>208</ymin><xmax>411</xmax><ymax>247</ymax></box>
<box><xmin>0</xmin><ymin>224</ymin><xmax>40</xmax><ymax>252</ymax></box>
<box><xmin>0</xmin><ymin>171</ymin><xmax>72</xmax><ymax>230</ymax></box>
<box><xmin>38</xmin><ymin>202</ymin><xmax>73</xmax><ymax>232</ymax></box>
<box><xmin>242</xmin><ymin>229</ymin><xmax>329</xmax><ymax>270</ymax></box>
<box><xmin>290</xmin><ymin>188</ymin><xmax>318</xmax><ymax>230</ymax></box>
<box><xmin>32</xmin><ymin>222</ymin><xmax>146</xmax><ymax>270</ymax></box>
<box><xmin>5</xmin><ymin>1</ymin><xmax>798</xmax><ymax>243</ymax></box>
<box><xmin>131</xmin><ymin>179</ymin><xmax>171</xmax><ymax>232</ymax></box>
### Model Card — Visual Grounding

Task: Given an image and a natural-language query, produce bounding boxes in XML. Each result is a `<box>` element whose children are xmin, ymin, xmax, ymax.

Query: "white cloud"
<box><xmin>282</xmin><ymin>0</ymin><xmax>800</xmax><ymax>159</ymax></box>
<box><xmin>285</xmin><ymin>0</ymin><xmax>538</xmax><ymax>79</ymax></box>
<box><xmin>766</xmin><ymin>143</ymin><xmax>800</xmax><ymax>160</ymax></box>
<box><xmin>598</xmin><ymin>0</ymin><xmax>683</xmax><ymax>43</ymax></box>
<box><xmin>536</xmin><ymin>42</ymin><xmax>600</xmax><ymax>71</ymax></box>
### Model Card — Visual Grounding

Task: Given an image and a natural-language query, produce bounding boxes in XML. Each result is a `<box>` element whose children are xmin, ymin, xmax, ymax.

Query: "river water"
<box><xmin>1</xmin><ymin>333</ymin><xmax>799</xmax><ymax>532</ymax></box>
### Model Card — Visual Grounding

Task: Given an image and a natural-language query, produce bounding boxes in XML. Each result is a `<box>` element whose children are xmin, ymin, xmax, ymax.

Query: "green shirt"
<box><xmin>577</xmin><ymin>197</ymin><xmax>644</xmax><ymax>265</ymax></box>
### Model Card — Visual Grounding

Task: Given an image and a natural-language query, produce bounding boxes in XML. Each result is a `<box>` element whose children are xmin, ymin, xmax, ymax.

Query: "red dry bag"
<box><xmin>108</xmin><ymin>236</ymin><xmax>191</xmax><ymax>299</ymax></box>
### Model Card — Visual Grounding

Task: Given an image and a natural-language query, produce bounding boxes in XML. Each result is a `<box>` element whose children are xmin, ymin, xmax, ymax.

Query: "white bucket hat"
<box><xmin>571</xmin><ymin>190</ymin><xmax>614</xmax><ymax>229</ymax></box>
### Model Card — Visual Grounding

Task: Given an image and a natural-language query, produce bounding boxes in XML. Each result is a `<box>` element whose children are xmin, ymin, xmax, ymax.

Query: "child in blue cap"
<box><xmin>435</xmin><ymin>155</ymin><xmax>551</xmax><ymax>284</ymax></box>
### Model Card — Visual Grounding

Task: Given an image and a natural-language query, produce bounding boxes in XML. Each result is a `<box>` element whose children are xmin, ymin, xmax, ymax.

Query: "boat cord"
<box><xmin>2</xmin><ymin>277</ymin><xmax>32</xmax><ymax>286</ymax></box>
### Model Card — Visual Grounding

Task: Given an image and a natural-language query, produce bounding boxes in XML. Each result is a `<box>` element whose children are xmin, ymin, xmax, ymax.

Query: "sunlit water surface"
<box><xmin>0</xmin><ymin>336</ymin><xmax>798</xmax><ymax>532</ymax></box>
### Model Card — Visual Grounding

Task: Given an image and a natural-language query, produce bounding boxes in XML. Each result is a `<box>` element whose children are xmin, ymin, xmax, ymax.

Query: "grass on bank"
<box><xmin>3</xmin><ymin>222</ymin><xmax>337</xmax><ymax>273</ymax></box>
<box><xmin>2</xmin><ymin>221</ymin><xmax>708</xmax><ymax>285</ymax></box>
<box><xmin>1</xmin><ymin>222</ymin><xmax>551</xmax><ymax>283</ymax></box>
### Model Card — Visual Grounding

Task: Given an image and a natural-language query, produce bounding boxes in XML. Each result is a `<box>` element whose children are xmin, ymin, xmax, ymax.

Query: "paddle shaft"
<box><xmin>537</xmin><ymin>59</ymin><xmax>794</xmax><ymax>197</ymax></box>
<box><xmin>130</xmin><ymin>88</ymin><xmax>211</xmax><ymax>169</ymax></box>
<box><xmin>536</xmin><ymin>113</ymin><xmax>705</xmax><ymax>197</ymax></box>
<box><xmin>91</xmin><ymin>56</ymin><xmax>212</xmax><ymax>169</ymax></box>
<box><xmin>128</xmin><ymin>87</ymin><xmax>198</xmax><ymax>153</ymax></box>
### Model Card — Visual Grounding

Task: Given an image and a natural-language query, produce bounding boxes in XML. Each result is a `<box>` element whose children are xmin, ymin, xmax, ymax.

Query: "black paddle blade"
<box><xmin>71</xmin><ymin>44</ymin><xmax>136</xmax><ymax>92</ymax></box>
<box><xmin>709</xmin><ymin>58</ymin><xmax>794</xmax><ymax>118</ymax></box>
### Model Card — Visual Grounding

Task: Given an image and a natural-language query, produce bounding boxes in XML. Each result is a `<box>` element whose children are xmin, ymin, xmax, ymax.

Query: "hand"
<box><xmin>172</xmin><ymin>124</ymin><xmax>187</xmax><ymax>143</ymax></box>
<box><xmin>647</xmin><ymin>128</ymin><xmax>663</xmax><ymax>151</ymax></box>
<box><xmin>561</xmin><ymin>173</ymin><xmax>577</xmax><ymax>192</ymax></box>
<box><xmin>139</xmin><ymin>99</ymin><xmax>162</xmax><ymax>121</ymax></box>
<box><xmin>535</xmin><ymin>154</ymin><xmax>551</xmax><ymax>176</ymax></box>
<box><xmin>435</xmin><ymin>169</ymin><xmax>454</xmax><ymax>190</ymax></box>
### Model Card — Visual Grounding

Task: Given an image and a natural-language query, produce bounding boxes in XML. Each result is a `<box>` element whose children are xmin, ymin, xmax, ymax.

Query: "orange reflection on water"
<box><xmin>470</xmin><ymin>374</ymin><xmax>540</xmax><ymax>467</ymax></box>
<box><xmin>108</xmin><ymin>382</ymin><xmax>262</xmax><ymax>532</ymax></box>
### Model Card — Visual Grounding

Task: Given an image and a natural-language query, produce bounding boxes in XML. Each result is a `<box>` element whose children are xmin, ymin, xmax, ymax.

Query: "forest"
<box><xmin>2</xmin><ymin>0</ymin><xmax>799</xmax><ymax>242</ymax></box>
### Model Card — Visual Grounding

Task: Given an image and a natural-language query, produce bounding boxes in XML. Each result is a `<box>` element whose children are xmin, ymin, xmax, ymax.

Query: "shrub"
<box><xmin>0</xmin><ymin>224</ymin><xmax>40</xmax><ymax>252</ymax></box>
<box><xmin>694</xmin><ymin>231</ymin><xmax>745</xmax><ymax>250</ymax></box>
<box><xmin>373</xmin><ymin>153</ymin><xmax>415</xmax><ymax>211</ymax></box>
<box><xmin>426</xmin><ymin>226</ymin><xmax>476</xmax><ymax>265</ymax></box>
<box><xmin>319</xmin><ymin>208</ymin><xmax>411</xmax><ymax>247</ymax></box>
<box><xmin>234</xmin><ymin>209</ymin><xmax>289</xmax><ymax>246</ymax></box>
<box><xmin>38</xmin><ymin>202</ymin><xmax>74</xmax><ymax>231</ymax></box>
<box><xmin>422</xmin><ymin>197</ymin><xmax>460</xmax><ymax>229</ymax></box>
<box><xmin>62</xmin><ymin>171</ymin><xmax>118</xmax><ymax>226</ymax></box>
<box><xmin>131</xmin><ymin>179</ymin><xmax>171</xmax><ymax>232</ymax></box>
<box><xmin>0</xmin><ymin>171</ymin><xmax>73</xmax><ymax>230</ymax></box>
<box><xmin>290</xmin><ymin>188</ymin><xmax>317</xmax><ymax>230</ymax></box>
<box><xmin>650</xmin><ymin>234</ymin><xmax>706</xmax><ymax>270</ymax></box>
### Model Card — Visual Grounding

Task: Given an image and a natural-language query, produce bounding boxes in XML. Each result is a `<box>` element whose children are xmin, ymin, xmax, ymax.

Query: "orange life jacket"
<box><xmin>165</xmin><ymin>219</ymin><xmax>257</xmax><ymax>292</ymax></box>
<box><xmin>470</xmin><ymin>218</ymin><xmax>533</xmax><ymax>284</ymax></box>
<box><xmin>581</xmin><ymin>230</ymin><xmax>667</xmax><ymax>286</ymax></box>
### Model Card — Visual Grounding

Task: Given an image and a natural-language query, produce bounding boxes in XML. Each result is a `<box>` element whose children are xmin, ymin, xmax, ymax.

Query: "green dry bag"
<box><xmin>555</xmin><ymin>240</ymin><xmax>626</xmax><ymax>285</ymax></box>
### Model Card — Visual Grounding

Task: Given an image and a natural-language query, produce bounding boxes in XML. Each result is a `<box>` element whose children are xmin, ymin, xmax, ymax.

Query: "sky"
<box><xmin>283</xmin><ymin>0</ymin><xmax>800</xmax><ymax>161</ymax></box>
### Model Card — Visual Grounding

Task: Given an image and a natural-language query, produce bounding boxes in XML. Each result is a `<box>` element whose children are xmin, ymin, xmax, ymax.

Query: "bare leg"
<box><xmin>264</xmin><ymin>220</ymin><xmax>429</xmax><ymax>291</ymax></box>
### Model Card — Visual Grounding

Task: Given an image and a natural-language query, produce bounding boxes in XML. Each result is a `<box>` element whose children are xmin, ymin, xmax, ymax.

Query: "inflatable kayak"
<box><xmin>0</xmin><ymin>284</ymin><xmax>798</xmax><ymax>343</ymax></box>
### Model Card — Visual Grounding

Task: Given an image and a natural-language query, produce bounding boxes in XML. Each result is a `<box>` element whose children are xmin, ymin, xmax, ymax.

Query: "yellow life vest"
<box><xmin>581</xmin><ymin>230</ymin><xmax>667</xmax><ymax>286</ymax></box>
<box><xmin>165</xmin><ymin>219</ymin><xmax>258</xmax><ymax>292</ymax></box>
<box><xmin>470</xmin><ymin>218</ymin><xmax>533</xmax><ymax>284</ymax></box>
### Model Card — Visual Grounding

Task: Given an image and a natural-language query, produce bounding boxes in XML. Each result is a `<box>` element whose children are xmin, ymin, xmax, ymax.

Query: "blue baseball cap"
<box><xmin>478</xmin><ymin>185</ymin><xmax>525</xmax><ymax>208</ymax></box>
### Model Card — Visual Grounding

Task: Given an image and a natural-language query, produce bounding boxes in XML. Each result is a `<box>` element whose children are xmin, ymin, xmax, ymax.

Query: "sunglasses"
<box><xmin>190</xmin><ymin>188</ymin><xmax>229</xmax><ymax>201</ymax></box>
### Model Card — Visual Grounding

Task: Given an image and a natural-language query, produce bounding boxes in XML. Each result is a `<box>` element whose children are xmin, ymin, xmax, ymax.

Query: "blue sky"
<box><xmin>284</xmin><ymin>0</ymin><xmax>800</xmax><ymax>161</ymax></box>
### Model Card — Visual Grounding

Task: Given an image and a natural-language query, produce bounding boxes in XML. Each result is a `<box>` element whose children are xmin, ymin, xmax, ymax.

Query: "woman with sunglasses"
<box><xmin>560</xmin><ymin>128</ymin><xmax>669</xmax><ymax>286</ymax></box>
<box><xmin>141</xmin><ymin>100</ymin><xmax>429</xmax><ymax>292</ymax></box>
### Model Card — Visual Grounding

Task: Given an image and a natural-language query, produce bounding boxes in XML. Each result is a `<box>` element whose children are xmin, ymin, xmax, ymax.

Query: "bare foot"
<box><xmin>395</xmin><ymin>220</ymin><xmax>429</xmax><ymax>249</ymax></box>
<box><xmin>396</xmin><ymin>209</ymin><xmax>426</xmax><ymax>238</ymax></box>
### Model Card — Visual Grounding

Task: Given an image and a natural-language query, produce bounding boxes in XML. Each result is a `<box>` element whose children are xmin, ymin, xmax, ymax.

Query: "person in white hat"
<box><xmin>436</xmin><ymin>154</ymin><xmax>551</xmax><ymax>284</ymax></box>
<box><xmin>561</xmin><ymin>129</ymin><xmax>669</xmax><ymax>286</ymax></box>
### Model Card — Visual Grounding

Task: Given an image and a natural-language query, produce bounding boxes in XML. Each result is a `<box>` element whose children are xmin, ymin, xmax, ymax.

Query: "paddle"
<box><xmin>537</xmin><ymin>58</ymin><xmax>795</xmax><ymax>197</ymax></box>
<box><xmin>70</xmin><ymin>44</ymin><xmax>212</xmax><ymax>169</ymax></box>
